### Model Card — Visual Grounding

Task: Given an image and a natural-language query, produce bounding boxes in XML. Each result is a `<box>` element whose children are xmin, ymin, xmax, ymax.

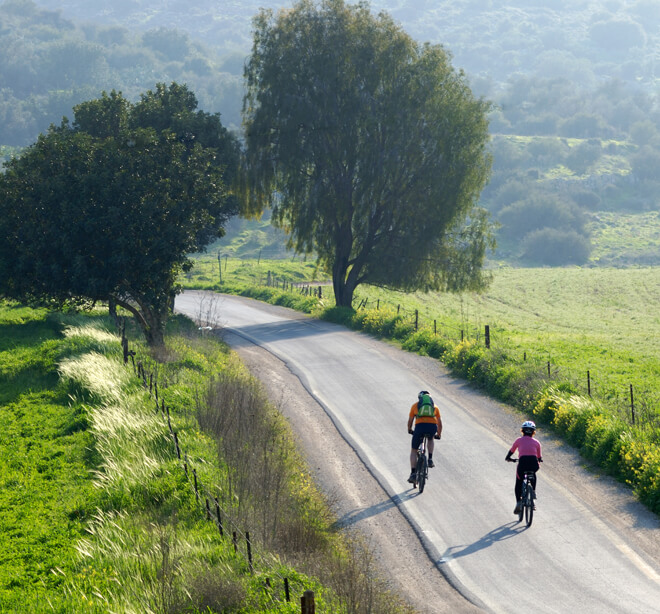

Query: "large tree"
<box><xmin>242</xmin><ymin>0</ymin><xmax>494</xmax><ymax>307</ymax></box>
<box><xmin>0</xmin><ymin>84</ymin><xmax>239</xmax><ymax>346</ymax></box>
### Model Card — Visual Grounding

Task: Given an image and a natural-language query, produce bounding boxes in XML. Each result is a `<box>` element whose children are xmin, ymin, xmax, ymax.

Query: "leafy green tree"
<box><xmin>521</xmin><ymin>228</ymin><xmax>591</xmax><ymax>266</ymax></box>
<box><xmin>498</xmin><ymin>194</ymin><xmax>586</xmax><ymax>240</ymax></box>
<box><xmin>242</xmin><ymin>0</ymin><xmax>493</xmax><ymax>307</ymax></box>
<box><xmin>0</xmin><ymin>84</ymin><xmax>239</xmax><ymax>347</ymax></box>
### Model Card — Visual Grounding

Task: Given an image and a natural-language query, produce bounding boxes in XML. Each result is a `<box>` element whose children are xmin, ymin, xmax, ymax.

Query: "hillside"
<box><xmin>3</xmin><ymin>0</ymin><xmax>660</xmax><ymax>266</ymax></box>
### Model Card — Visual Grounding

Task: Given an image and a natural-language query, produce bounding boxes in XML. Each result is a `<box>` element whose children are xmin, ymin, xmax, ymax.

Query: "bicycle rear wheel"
<box><xmin>525</xmin><ymin>485</ymin><xmax>535</xmax><ymax>527</ymax></box>
<box><xmin>417</xmin><ymin>454</ymin><xmax>428</xmax><ymax>493</ymax></box>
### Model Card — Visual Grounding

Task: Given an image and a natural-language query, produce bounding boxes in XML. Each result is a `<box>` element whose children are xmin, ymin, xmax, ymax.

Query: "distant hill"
<box><xmin>6</xmin><ymin>0</ymin><xmax>660</xmax><ymax>266</ymax></box>
<box><xmin>29</xmin><ymin>0</ymin><xmax>660</xmax><ymax>89</ymax></box>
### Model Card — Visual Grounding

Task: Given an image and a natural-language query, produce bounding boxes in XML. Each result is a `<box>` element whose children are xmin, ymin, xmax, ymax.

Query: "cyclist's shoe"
<box><xmin>428</xmin><ymin>459</ymin><xmax>435</xmax><ymax>468</ymax></box>
<box><xmin>407</xmin><ymin>470</ymin><xmax>416</xmax><ymax>484</ymax></box>
<box><xmin>514</xmin><ymin>502</ymin><xmax>522</xmax><ymax>514</ymax></box>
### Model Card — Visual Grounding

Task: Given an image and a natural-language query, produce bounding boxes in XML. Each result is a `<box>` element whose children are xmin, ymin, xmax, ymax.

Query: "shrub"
<box><xmin>359</xmin><ymin>309</ymin><xmax>399</xmax><ymax>337</ymax></box>
<box><xmin>521</xmin><ymin>228</ymin><xmax>591</xmax><ymax>265</ymax></box>
<box><xmin>319</xmin><ymin>306</ymin><xmax>354</xmax><ymax>327</ymax></box>
<box><xmin>582</xmin><ymin>413</ymin><xmax>625</xmax><ymax>469</ymax></box>
<box><xmin>442</xmin><ymin>340</ymin><xmax>485</xmax><ymax>378</ymax></box>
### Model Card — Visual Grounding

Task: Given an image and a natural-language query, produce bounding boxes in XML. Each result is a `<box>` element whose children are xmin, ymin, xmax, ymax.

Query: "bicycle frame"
<box><xmin>520</xmin><ymin>470</ymin><xmax>536</xmax><ymax>526</ymax></box>
<box><xmin>414</xmin><ymin>434</ymin><xmax>433</xmax><ymax>493</ymax></box>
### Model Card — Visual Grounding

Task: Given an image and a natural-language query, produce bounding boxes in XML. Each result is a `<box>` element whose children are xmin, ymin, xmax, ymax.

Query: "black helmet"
<box><xmin>418</xmin><ymin>390</ymin><xmax>430</xmax><ymax>398</ymax></box>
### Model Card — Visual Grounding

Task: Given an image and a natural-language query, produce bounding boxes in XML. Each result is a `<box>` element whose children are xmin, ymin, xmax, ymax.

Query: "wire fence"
<box><xmin>120</xmin><ymin>325</ymin><xmax>320</xmax><ymax>613</ymax></box>
<box><xmin>237</xmin><ymin>273</ymin><xmax>659</xmax><ymax>431</ymax></box>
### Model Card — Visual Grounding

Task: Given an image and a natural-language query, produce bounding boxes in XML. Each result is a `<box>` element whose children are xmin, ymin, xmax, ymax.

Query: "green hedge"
<box><xmin>534</xmin><ymin>388</ymin><xmax>660</xmax><ymax>511</ymax></box>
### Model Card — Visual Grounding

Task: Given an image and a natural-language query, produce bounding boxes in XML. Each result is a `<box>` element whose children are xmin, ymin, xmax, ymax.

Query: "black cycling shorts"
<box><xmin>411</xmin><ymin>423</ymin><xmax>437</xmax><ymax>449</ymax></box>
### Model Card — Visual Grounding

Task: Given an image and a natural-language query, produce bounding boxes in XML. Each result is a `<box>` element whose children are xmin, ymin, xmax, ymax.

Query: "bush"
<box><xmin>321</xmin><ymin>306</ymin><xmax>356</xmax><ymax>328</ymax></box>
<box><xmin>498</xmin><ymin>194</ymin><xmax>585</xmax><ymax>240</ymax></box>
<box><xmin>521</xmin><ymin>228</ymin><xmax>591</xmax><ymax>265</ymax></box>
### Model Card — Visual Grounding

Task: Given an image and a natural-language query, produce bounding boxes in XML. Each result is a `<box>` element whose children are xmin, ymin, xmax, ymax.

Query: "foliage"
<box><xmin>0</xmin><ymin>84</ymin><xmax>239</xmax><ymax>347</ymax></box>
<box><xmin>0</xmin><ymin>302</ymin><xmax>413</xmax><ymax>612</ymax></box>
<box><xmin>0</xmin><ymin>0</ymin><xmax>244</xmax><ymax>146</ymax></box>
<box><xmin>242</xmin><ymin>0</ymin><xmax>494</xmax><ymax>306</ymax></box>
<box><xmin>521</xmin><ymin>228</ymin><xmax>592</xmax><ymax>265</ymax></box>
<box><xmin>4</xmin><ymin>0</ymin><xmax>660</xmax><ymax>269</ymax></box>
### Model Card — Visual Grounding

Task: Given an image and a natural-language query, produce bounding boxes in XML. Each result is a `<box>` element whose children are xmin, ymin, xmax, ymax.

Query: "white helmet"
<box><xmin>521</xmin><ymin>420</ymin><xmax>536</xmax><ymax>434</ymax></box>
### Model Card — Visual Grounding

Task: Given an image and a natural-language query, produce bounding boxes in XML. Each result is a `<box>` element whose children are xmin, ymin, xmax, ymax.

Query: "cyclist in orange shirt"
<box><xmin>407</xmin><ymin>390</ymin><xmax>442</xmax><ymax>483</ymax></box>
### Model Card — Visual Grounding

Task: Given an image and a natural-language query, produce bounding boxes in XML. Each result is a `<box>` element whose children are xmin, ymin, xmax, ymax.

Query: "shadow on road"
<box><xmin>439</xmin><ymin>522</ymin><xmax>525</xmax><ymax>561</ymax></box>
<box><xmin>334</xmin><ymin>497</ymin><xmax>399</xmax><ymax>528</ymax></box>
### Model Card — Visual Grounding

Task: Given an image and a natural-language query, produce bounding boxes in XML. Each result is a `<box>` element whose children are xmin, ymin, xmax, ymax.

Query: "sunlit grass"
<box><xmin>59</xmin><ymin>352</ymin><xmax>135</xmax><ymax>405</ymax></box>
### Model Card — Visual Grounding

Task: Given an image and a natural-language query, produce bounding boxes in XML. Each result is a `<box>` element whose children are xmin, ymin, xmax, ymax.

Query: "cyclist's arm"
<box><xmin>435</xmin><ymin>407</ymin><xmax>443</xmax><ymax>438</ymax></box>
<box><xmin>407</xmin><ymin>405</ymin><xmax>415</xmax><ymax>432</ymax></box>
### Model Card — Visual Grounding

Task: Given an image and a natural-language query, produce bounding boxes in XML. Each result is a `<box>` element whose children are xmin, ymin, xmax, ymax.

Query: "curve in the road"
<box><xmin>176</xmin><ymin>291</ymin><xmax>660</xmax><ymax>614</ymax></box>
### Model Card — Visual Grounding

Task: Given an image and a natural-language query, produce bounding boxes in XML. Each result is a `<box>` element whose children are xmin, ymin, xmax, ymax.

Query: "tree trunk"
<box><xmin>112</xmin><ymin>294</ymin><xmax>167</xmax><ymax>348</ymax></box>
<box><xmin>332</xmin><ymin>222</ymin><xmax>356</xmax><ymax>307</ymax></box>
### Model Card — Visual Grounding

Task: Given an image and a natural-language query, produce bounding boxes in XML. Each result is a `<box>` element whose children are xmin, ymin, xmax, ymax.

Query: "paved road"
<box><xmin>176</xmin><ymin>291</ymin><xmax>660</xmax><ymax>613</ymax></box>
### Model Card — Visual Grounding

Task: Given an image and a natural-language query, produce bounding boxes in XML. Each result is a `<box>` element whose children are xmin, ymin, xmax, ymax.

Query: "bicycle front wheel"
<box><xmin>525</xmin><ymin>486</ymin><xmax>535</xmax><ymax>527</ymax></box>
<box><xmin>417</xmin><ymin>455</ymin><xmax>428</xmax><ymax>493</ymax></box>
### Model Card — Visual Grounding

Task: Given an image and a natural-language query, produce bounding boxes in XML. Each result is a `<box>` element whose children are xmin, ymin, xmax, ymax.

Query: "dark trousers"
<box><xmin>515</xmin><ymin>455</ymin><xmax>539</xmax><ymax>501</ymax></box>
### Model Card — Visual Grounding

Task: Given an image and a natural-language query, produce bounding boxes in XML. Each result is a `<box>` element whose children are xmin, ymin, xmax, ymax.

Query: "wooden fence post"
<box><xmin>415</xmin><ymin>310</ymin><xmax>418</xmax><ymax>331</ymax></box>
<box><xmin>173</xmin><ymin>431</ymin><xmax>180</xmax><ymax>459</ymax></box>
<box><xmin>587</xmin><ymin>370</ymin><xmax>591</xmax><ymax>396</ymax></box>
<box><xmin>630</xmin><ymin>384</ymin><xmax>635</xmax><ymax>425</ymax></box>
<box><xmin>301</xmin><ymin>590</ymin><xmax>315</xmax><ymax>614</ymax></box>
<box><xmin>485</xmin><ymin>325</ymin><xmax>490</xmax><ymax>349</ymax></box>
<box><xmin>214</xmin><ymin>497</ymin><xmax>223</xmax><ymax>537</ymax></box>
<box><xmin>246</xmin><ymin>532</ymin><xmax>253</xmax><ymax>573</ymax></box>
<box><xmin>284</xmin><ymin>578</ymin><xmax>290</xmax><ymax>602</ymax></box>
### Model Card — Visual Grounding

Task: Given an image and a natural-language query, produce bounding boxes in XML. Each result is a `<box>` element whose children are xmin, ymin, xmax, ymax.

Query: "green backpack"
<box><xmin>417</xmin><ymin>393</ymin><xmax>435</xmax><ymax>418</ymax></box>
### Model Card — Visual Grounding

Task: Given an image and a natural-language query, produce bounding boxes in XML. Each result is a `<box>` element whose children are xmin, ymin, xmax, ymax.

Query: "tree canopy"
<box><xmin>242</xmin><ymin>0</ymin><xmax>494</xmax><ymax>306</ymax></box>
<box><xmin>0</xmin><ymin>83</ymin><xmax>239</xmax><ymax>346</ymax></box>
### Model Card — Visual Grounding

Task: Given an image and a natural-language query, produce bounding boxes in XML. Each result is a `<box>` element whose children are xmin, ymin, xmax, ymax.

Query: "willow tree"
<box><xmin>242</xmin><ymin>0</ymin><xmax>494</xmax><ymax>307</ymax></box>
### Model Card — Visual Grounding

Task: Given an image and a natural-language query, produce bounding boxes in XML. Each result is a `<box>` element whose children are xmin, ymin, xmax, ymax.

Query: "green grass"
<box><xmin>588</xmin><ymin>211</ymin><xmax>660</xmax><ymax>265</ymax></box>
<box><xmin>352</xmin><ymin>267</ymin><xmax>660</xmax><ymax>405</ymax></box>
<box><xmin>183</xmin><ymin>253</ymin><xmax>324</xmax><ymax>290</ymax></box>
<box><xmin>0</xmin><ymin>303</ymin><xmax>412</xmax><ymax>613</ymax></box>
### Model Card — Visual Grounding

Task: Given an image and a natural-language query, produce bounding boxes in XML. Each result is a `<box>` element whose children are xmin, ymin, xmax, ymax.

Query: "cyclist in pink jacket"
<box><xmin>505</xmin><ymin>421</ymin><xmax>542</xmax><ymax>514</ymax></box>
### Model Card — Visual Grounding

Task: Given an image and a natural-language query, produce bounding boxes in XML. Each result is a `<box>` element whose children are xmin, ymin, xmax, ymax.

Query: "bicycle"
<box><xmin>412</xmin><ymin>433</ymin><xmax>433</xmax><ymax>493</ymax></box>
<box><xmin>514</xmin><ymin>462</ymin><xmax>536</xmax><ymax>527</ymax></box>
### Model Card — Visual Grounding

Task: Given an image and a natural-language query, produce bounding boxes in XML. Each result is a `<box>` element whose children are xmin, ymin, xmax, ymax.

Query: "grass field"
<box><xmin>353</xmin><ymin>267</ymin><xmax>660</xmax><ymax>415</ymax></box>
<box><xmin>0</xmin><ymin>302</ymin><xmax>413</xmax><ymax>613</ymax></box>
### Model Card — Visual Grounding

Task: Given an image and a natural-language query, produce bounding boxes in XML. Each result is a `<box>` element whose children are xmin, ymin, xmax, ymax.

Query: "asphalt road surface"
<box><xmin>176</xmin><ymin>291</ymin><xmax>660</xmax><ymax>614</ymax></box>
